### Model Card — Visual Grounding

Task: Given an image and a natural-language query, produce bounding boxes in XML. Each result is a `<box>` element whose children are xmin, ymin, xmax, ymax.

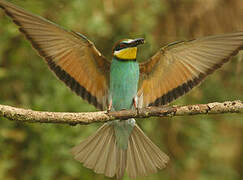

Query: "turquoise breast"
<box><xmin>110</xmin><ymin>58</ymin><xmax>139</xmax><ymax>111</ymax></box>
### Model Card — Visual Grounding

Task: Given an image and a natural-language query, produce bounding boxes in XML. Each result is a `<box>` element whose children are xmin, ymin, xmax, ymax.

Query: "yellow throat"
<box><xmin>114</xmin><ymin>47</ymin><xmax>137</xmax><ymax>60</ymax></box>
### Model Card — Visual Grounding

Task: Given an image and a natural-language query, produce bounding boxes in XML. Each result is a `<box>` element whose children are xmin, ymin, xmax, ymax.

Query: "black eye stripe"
<box><xmin>114</xmin><ymin>42</ymin><xmax>138</xmax><ymax>51</ymax></box>
<box><xmin>114</xmin><ymin>38</ymin><xmax>144</xmax><ymax>52</ymax></box>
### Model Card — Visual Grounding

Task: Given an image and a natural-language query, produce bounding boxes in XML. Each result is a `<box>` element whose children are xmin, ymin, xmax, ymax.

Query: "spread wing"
<box><xmin>0</xmin><ymin>0</ymin><xmax>110</xmax><ymax>110</ymax></box>
<box><xmin>139</xmin><ymin>32</ymin><xmax>243</xmax><ymax>107</ymax></box>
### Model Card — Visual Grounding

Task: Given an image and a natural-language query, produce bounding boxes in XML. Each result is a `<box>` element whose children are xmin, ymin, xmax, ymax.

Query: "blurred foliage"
<box><xmin>0</xmin><ymin>0</ymin><xmax>243</xmax><ymax>179</ymax></box>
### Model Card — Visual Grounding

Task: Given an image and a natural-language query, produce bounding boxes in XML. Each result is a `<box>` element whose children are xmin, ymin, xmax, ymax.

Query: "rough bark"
<box><xmin>0</xmin><ymin>100</ymin><xmax>242</xmax><ymax>125</ymax></box>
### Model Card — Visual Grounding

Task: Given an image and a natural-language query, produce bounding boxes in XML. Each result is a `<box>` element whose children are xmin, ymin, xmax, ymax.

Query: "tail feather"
<box><xmin>104</xmin><ymin>134</ymin><xmax>117</xmax><ymax>177</ymax></box>
<box><xmin>128</xmin><ymin>127</ymin><xmax>157</xmax><ymax>177</ymax></box>
<box><xmin>71</xmin><ymin>123</ymin><xmax>170</xmax><ymax>179</ymax></box>
<box><xmin>71</xmin><ymin>124</ymin><xmax>107</xmax><ymax>157</ymax></box>
<box><xmin>126</xmin><ymin>124</ymin><xmax>170</xmax><ymax>178</ymax></box>
<box><xmin>137</xmin><ymin>125</ymin><xmax>169</xmax><ymax>169</ymax></box>
<box><xmin>127</xmin><ymin>135</ymin><xmax>139</xmax><ymax>178</ymax></box>
<box><xmin>71</xmin><ymin>124</ymin><xmax>117</xmax><ymax>177</ymax></box>
<box><xmin>116</xmin><ymin>149</ymin><xmax>127</xmax><ymax>180</ymax></box>
<box><xmin>92</xmin><ymin>126</ymin><xmax>113</xmax><ymax>173</ymax></box>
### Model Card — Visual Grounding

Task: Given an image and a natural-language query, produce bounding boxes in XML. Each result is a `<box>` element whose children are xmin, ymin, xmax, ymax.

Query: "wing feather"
<box><xmin>139</xmin><ymin>32</ymin><xmax>243</xmax><ymax>106</ymax></box>
<box><xmin>0</xmin><ymin>0</ymin><xmax>110</xmax><ymax>110</ymax></box>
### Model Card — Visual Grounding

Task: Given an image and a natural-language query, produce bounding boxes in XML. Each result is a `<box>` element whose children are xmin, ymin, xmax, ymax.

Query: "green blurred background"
<box><xmin>0</xmin><ymin>0</ymin><xmax>243</xmax><ymax>179</ymax></box>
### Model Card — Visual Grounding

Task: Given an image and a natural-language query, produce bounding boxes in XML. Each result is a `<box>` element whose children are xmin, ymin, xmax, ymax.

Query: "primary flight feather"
<box><xmin>0</xmin><ymin>0</ymin><xmax>242</xmax><ymax>179</ymax></box>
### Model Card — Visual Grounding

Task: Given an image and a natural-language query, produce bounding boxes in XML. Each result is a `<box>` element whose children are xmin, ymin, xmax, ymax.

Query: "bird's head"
<box><xmin>112</xmin><ymin>38</ymin><xmax>145</xmax><ymax>60</ymax></box>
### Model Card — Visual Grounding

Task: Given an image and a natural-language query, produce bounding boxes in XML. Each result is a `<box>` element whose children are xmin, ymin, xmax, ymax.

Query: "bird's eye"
<box><xmin>119</xmin><ymin>44</ymin><xmax>126</xmax><ymax>49</ymax></box>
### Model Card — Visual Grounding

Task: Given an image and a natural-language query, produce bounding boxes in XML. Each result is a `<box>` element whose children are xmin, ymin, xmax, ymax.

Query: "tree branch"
<box><xmin>0</xmin><ymin>100</ymin><xmax>242</xmax><ymax>125</ymax></box>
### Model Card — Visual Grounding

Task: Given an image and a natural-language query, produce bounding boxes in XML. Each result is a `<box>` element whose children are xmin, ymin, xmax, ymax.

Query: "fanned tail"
<box><xmin>71</xmin><ymin>123</ymin><xmax>169</xmax><ymax>179</ymax></box>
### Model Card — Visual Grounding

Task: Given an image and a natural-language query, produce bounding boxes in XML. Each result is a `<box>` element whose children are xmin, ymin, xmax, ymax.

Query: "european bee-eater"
<box><xmin>0</xmin><ymin>0</ymin><xmax>243</xmax><ymax>179</ymax></box>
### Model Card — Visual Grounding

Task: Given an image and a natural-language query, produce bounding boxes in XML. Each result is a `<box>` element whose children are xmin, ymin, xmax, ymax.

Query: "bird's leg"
<box><xmin>133</xmin><ymin>98</ymin><xmax>137</xmax><ymax>109</ymax></box>
<box><xmin>133</xmin><ymin>97</ymin><xmax>139</xmax><ymax>115</ymax></box>
<box><xmin>107</xmin><ymin>99</ymin><xmax>112</xmax><ymax>112</ymax></box>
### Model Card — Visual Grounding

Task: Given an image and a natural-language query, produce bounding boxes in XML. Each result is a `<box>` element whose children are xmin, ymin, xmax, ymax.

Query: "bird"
<box><xmin>0</xmin><ymin>0</ymin><xmax>243</xmax><ymax>179</ymax></box>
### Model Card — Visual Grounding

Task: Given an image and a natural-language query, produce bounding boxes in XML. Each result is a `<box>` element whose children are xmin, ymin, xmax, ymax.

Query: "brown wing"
<box><xmin>139</xmin><ymin>32</ymin><xmax>243</xmax><ymax>107</ymax></box>
<box><xmin>0</xmin><ymin>0</ymin><xmax>110</xmax><ymax>110</ymax></box>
